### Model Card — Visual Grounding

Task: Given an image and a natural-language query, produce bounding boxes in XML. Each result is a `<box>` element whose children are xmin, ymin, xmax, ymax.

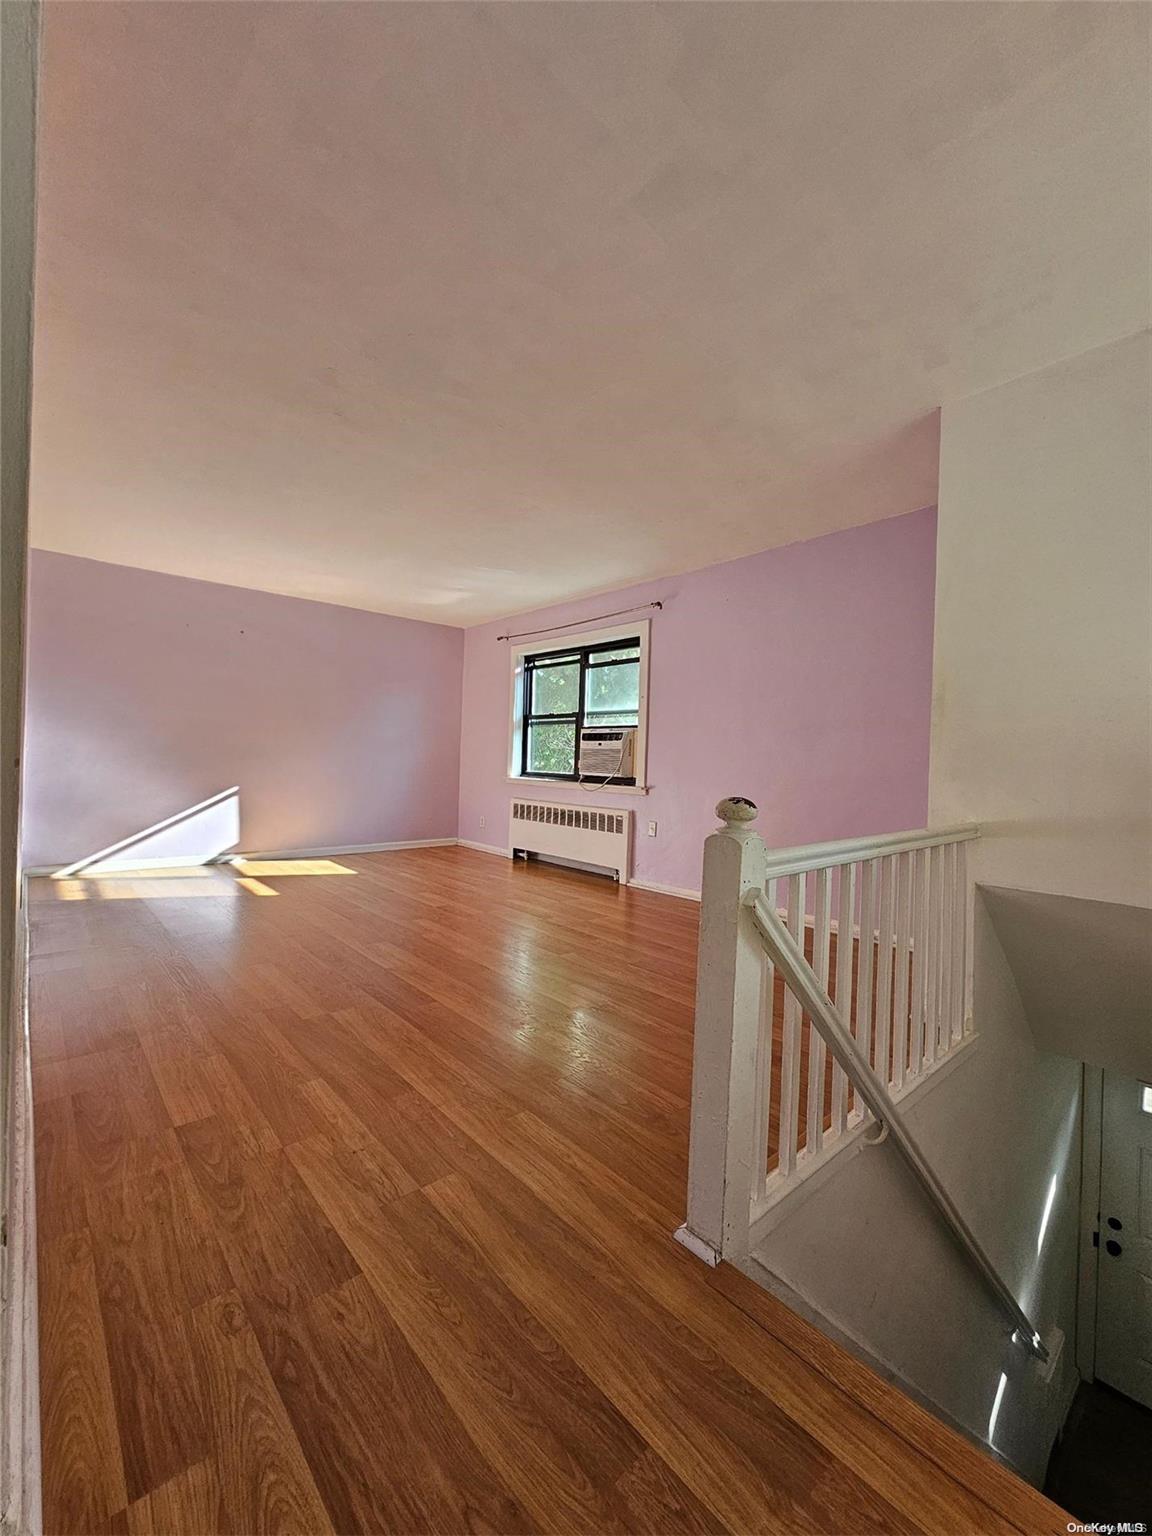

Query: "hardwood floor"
<box><xmin>28</xmin><ymin>847</ymin><xmax>1065</xmax><ymax>1535</ymax></box>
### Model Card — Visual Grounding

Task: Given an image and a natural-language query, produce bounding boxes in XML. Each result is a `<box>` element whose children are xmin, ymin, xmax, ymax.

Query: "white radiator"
<box><xmin>509</xmin><ymin>799</ymin><xmax>632</xmax><ymax>884</ymax></box>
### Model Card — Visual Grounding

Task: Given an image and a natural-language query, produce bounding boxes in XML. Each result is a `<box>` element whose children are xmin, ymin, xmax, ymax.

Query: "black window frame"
<box><xmin>519</xmin><ymin>636</ymin><xmax>641</xmax><ymax>784</ymax></box>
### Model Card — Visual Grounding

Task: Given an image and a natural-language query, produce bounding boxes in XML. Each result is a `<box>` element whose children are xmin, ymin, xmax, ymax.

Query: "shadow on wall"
<box><xmin>52</xmin><ymin>786</ymin><xmax>241</xmax><ymax>876</ymax></box>
<box><xmin>982</xmin><ymin>885</ymin><xmax>1152</xmax><ymax>1082</ymax></box>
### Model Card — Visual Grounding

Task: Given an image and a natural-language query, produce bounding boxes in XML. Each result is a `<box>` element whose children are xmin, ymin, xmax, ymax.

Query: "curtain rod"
<box><xmin>496</xmin><ymin>600</ymin><xmax>662</xmax><ymax>643</ymax></box>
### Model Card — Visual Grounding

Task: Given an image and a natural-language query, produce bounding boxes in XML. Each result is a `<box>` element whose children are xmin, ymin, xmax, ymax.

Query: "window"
<box><xmin>517</xmin><ymin>634</ymin><xmax>643</xmax><ymax>783</ymax></box>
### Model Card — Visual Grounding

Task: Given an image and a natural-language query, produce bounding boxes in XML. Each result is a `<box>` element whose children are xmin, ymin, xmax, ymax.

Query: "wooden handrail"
<box><xmin>745</xmin><ymin>887</ymin><xmax>1048</xmax><ymax>1362</ymax></box>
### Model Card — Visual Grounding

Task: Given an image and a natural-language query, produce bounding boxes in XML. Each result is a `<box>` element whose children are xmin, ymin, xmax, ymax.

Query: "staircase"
<box><xmin>678</xmin><ymin>797</ymin><xmax>1079</xmax><ymax>1483</ymax></box>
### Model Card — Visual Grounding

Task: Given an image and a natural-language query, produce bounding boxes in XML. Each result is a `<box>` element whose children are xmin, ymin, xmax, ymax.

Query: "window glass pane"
<box><xmin>527</xmin><ymin>720</ymin><xmax>575</xmax><ymax>775</ymax></box>
<box><xmin>531</xmin><ymin>661</ymin><xmax>579</xmax><ymax>715</ymax></box>
<box><xmin>592</xmin><ymin>645</ymin><xmax>640</xmax><ymax>662</ymax></box>
<box><xmin>586</xmin><ymin>659</ymin><xmax>639</xmax><ymax>716</ymax></box>
<box><xmin>585</xmin><ymin>710</ymin><xmax>639</xmax><ymax>726</ymax></box>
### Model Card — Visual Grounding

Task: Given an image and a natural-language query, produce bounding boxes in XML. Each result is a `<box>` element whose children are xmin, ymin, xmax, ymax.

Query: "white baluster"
<box><xmin>856</xmin><ymin>858</ymin><xmax>877</xmax><ymax>1075</ymax></box>
<box><xmin>925</xmin><ymin>843</ymin><xmax>943</xmax><ymax>1066</ymax></box>
<box><xmin>831</xmin><ymin>861</ymin><xmax>856</xmax><ymax>1134</ymax></box>
<box><xmin>763</xmin><ymin>875</ymin><xmax>781</xmax><ymax>1173</ymax></box>
<box><xmin>940</xmin><ymin>841</ymin><xmax>955</xmax><ymax>1058</ymax></box>
<box><xmin>955</xmin><ymin>840</ymin><xmax>971</xmax><ymax>1038</ymax></box>
<box><xmin>806</xmin><ymin>868</ymin><xmax>832</xmax><ymax>1154</ymax></box>
<box><xmin>778</xmin><ymin>872</ymin><xmax>805</xmax><ymax>1177</ymax></box>
<box><xmin>909</xmin><ymin>846</ymin><xmax>929</xmax><ymax>1075</ymax></box>
<box><xmin>752</xmin><ymin>948</ymin><xmax>774</xmax><ymax>1203</ymax></box>
<box><xmin>874</xmin><ymin>856</ymin><xmax>895</xmax><ymax>1089</ymax></box>
<box><xmin>891</xmin><ymin>852</ymin><xmax>913</xmax><ymax>1090</ymax></box>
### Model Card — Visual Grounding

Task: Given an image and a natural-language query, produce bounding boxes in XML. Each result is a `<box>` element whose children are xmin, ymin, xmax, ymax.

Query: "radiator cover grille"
<box><xmin>512</xmin><ymin>801</ymin><xmax>625</xmax><ymax>836</ymax></box>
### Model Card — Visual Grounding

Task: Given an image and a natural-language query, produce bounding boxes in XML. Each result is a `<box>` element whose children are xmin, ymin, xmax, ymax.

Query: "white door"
<box><xmin>1095</xmin><ymin>1071</ymin><xmax>1152</xmax><ymax>1409</ymax></box>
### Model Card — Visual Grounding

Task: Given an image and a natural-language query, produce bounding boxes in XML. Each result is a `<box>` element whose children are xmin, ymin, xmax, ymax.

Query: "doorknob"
<box><xmin>1105</xmin><ymin>1239</ymin><xmax>1123</xmax><ymax>1257</ymax></box>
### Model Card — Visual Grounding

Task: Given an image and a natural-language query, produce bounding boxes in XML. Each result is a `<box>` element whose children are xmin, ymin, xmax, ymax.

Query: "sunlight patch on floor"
<box><xmin>37</xmin><ymin>856</ymin><xmax>355</xmax><ymax>902</ymax></box>
<box><xmin>47</xmin><ymin>875</ymin><xmax>241</xmax><ymax>901</ymax></box>
<box><xmin>230</xmin><ymin>858</ymin><xmax>357</xmax><ymax>876</ymax></box>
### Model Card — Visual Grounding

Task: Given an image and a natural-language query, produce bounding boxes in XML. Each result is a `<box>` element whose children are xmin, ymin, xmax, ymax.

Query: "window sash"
<box><xmin>520</xmin><ymin>637</ymin><xmax>640</xmax><ymax>782</ymax></box>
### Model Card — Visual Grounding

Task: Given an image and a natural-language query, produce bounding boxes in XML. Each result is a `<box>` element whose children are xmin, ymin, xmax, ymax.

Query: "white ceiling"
<box><xmin>30</xmin><ymin>2</ymin><xmax>1150</xmax><ymax>624</ymax></box>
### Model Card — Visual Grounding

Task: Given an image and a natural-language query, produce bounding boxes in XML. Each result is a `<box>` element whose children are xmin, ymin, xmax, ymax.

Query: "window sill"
<box><xmin>505</xmin><ymin>777</ymin><xmax>649</xmax><ymax>797</ymax></box>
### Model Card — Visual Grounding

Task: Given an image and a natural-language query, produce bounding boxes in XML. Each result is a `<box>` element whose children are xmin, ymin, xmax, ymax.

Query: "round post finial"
<box><xmin>716</xmin><ymin>796</ymin><xmax>758</xmax><ymax>831</ymax></box>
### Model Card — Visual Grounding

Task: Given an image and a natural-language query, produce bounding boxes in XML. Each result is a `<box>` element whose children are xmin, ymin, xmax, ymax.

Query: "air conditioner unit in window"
<box><xmin>578</xmin><ymin>725</ymin><xmax>636</xmax><ymax>781</ymax></box>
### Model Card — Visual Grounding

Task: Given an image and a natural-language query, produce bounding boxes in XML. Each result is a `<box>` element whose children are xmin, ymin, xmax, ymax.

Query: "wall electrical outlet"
<box><xmin>479</xmin><ymin>815</ymin><xmax>486</xmax><ymax>830</ymax></box>
<box><xmin>647</xmin><ymin>821</ymin><xmax>658</xmax><ymax>837</ymax></box>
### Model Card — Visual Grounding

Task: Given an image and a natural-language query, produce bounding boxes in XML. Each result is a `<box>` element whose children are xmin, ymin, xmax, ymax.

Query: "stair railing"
<box><xmin>678</xmin><ymin>796</ymin><xmax>1047</xmax><ymax>1361</ymax></box>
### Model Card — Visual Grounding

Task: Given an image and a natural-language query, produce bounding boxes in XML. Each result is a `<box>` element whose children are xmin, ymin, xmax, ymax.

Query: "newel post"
<box><xmin>680</xmin><ymin>797</ymin><xmax>767</xmax><ymax>1263</ymax></box>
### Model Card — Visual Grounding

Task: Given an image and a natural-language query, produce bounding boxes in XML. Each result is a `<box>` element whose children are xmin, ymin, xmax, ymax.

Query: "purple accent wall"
<box><xmin>458</xmin><ymin>508</ymin><xmax>938</xmax><ymax>893</ymax></box>
<box><xmin>23</xmin><ymin>552</ymin><xmax>464</xmax><ymax>867</ymax></box>
<box><xmin>25</xmin><ymin>509</ymin><xmax>935</xmax><ymax>882</ymax></box>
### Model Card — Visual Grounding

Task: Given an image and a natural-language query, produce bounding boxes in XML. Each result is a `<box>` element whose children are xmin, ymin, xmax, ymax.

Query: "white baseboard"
<box><xmin>2</xmin><ymin>900</ymin><xmax>42</xmax><ymax>1536</ymax></box>
<box><xmin>672</xmin><ymin>1224</ymin><xmax>720</xmax><ymax>1265</ymax></box>
<box><xmin>233</xmin><ymin>838</ymin><xmax>457</xmax><ymax>860</ymax></box>
<box><xmin>25</xmin><ymin>853</ymin><xmax>225</xmax><ymax>876</ymax></box>
<box><xmin>24</xmin><ymin>837</ymin><xmax>460</xmax><ymax>877</ymax></box>
<box><xmin>630</xmin><ymin>878</ymin><xmax>701</xmax><ymax>902</ymax></box>
<box><xmin>457</xmin><ymin>840</ymin><xmax>512</xmax><ymax>858</ymax></box>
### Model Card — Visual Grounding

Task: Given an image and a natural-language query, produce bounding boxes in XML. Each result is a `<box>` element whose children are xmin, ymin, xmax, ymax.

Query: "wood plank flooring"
<box><xmin>29</xmin><ymin>847</ymin><xmax>1066</xmax><ymax>1535</ymax></box>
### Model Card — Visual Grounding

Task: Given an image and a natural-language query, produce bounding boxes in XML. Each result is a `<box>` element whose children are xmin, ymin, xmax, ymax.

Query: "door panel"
<box><xmin>1096</xmin><ymin>1071</ymin><xmax>1152</xmax><ymax>1409</ymax></box>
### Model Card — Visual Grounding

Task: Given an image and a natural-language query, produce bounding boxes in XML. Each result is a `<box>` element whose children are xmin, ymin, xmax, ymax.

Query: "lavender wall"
<box><xmin>23</xmin><ymin>552</ymin><xmax>464</xmax><ymax>867</ymax></box>
<box><xmin>458</xmin><ymin>508</ymin><xmax>937</xmax><ymax>893</ymax></box>
<box><xmin>25</xmin><ymin>509</ymin><xmax>935</xmax><ymax>878</ymax></box>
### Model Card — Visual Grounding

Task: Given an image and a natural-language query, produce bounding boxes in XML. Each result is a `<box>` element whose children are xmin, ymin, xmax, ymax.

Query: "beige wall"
<box><xmin>930</xmin><ymin>331</ymin><xmax>1152</xmax><ymax>910</ymax></box>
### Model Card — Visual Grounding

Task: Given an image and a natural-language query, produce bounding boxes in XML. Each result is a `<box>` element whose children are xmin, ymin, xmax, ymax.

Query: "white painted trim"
<box><xmin>761</xmin><ymin>823</ymin><xmax>980</xmax><ymax>879</ymax></box>
<box><xmin>38</xmin><ymin>853</ymin><xmax>227</xmax><ymax>877</ymax></box>
<box><xmin>26</xmin><ymin>838</ymin><xmax>460</xmax><ymax>877</ymax></box>
<box><xmin>1075</xmin><ymin>1063</ymin><xmax>1104</xmax><ymax>1382</ymax></box>
<box><xmin>629</xmin><ymin>879</ymin><xmax>701</xmax><ymax>902</ymax></box>
<box><xmin>506</xmin><ymin>618</ymin><xmax>651</xmax><ymax>793</ymax></box>
<box><xmin>457</xmin><ymin>840</ymin><xmax>512</xmax><ymax>859</ymax></box>
<box><xmin>233</xmin><ymin>838</ymin><xmax>457</xmax><ymax>860</ymax></box>
<box><xmin>504</xmin><ymin>777</ymin><xmax>649</xmax><ymax>796</ymax></box>
<box><xmin>672</xmin><ymin>1224</ymin><xmax>721</xmax><ymax>1266</ymax></box>
<box><xmin>2</xmin><ymin>899</ymin><xmax>41</xmax><ymax>1536</ymax></box>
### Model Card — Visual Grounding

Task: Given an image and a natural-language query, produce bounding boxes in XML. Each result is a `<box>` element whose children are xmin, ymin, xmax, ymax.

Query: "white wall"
<box><xmin>982</xmin><ymin>887</ymin><xmax>1152</xmax><ymax>1082</ymax></box>
<box><xmin>750</xmin><ymin>895</ymin><xmax>1081</xmax><ymax>1484</ymax></box>
<box><xmin>929</xmin><ymin>330</ymin><xmax>1152</xmax><ymax>910</ymax></box>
